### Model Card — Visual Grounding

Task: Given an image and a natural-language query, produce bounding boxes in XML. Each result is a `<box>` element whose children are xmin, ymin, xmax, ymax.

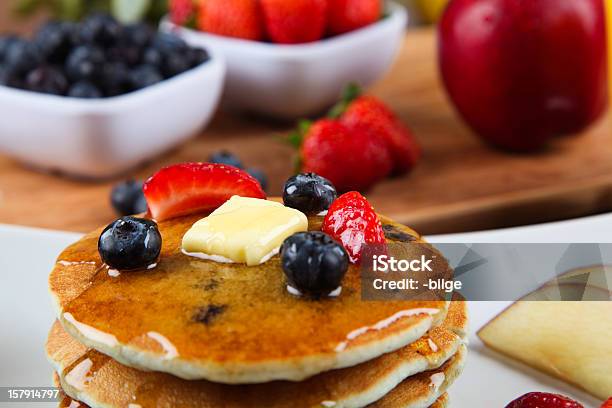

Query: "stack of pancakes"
<box><xmin>46</xmin><ymin>213</ymin><xmax>468</xmax><ymax>407</ymax></box>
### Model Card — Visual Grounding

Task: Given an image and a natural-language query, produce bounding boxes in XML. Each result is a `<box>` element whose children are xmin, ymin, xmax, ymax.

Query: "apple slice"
<box><xmin>478</xmin><ymin>267</ymin><xmax>612</xmax><ymax>400</ymax></box>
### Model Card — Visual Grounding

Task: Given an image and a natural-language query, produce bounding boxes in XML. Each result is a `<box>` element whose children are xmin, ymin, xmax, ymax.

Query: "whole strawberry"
<box><xmin>298</xmin><ymin>119</ymin><xmax>392</xmax><ymax>192</ymax></box>
<box><xmin>328</xmin><ymin>0</ymin><xmax>381</xmax><ymax>35</ymax></box>
<box><xmin>170</xmin><ymin>0</ymin><xmax>196</xmax><ymax>26</ymax></box>
<box><xmin>505</xmin><ymin>392</ymin><xmax>584</xmax><ymax>408</ymax></box>
<box><xmin>322</xmin><ymin>191</ymin><xmax>385</xmax><ymax>263</ymax></box>
<box><xmin>334</xmin><ymin>85</ymin><xmax>420</xmax><ymax>175</ymax></box>
<box><xmin>260</xmin><ymin>0</ymin><xmax>328</xmax><ymax>44</ymax></box>
<box><xmin>197</xmin><ymin>0</ymin><xmax>264</xmax><ymax>41</ymax></box>
<box><xmin>602</xmin><ymin>398</ymin><xmax>612</xmax><ymax>408</ymax></box>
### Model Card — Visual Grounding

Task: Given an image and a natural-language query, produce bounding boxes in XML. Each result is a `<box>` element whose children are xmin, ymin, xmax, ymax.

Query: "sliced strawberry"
<box><xmin>601</xmin><ymin>398</ymin><xmax>612</xmax><ymax>408</ymax></box>
<box><xmin>505</xmin><ymin>392</ymin><xmax>584</xmax><ymax>408</ymax></box>
<box><xmin>143</xmin><ymin>163</ymin><xmax>266</xmax><ymax>221</ymax></box>
<box><xmin>322</xmin><ymin>191</ymin><xmax>385</xmax><ymax>263</ymax></box>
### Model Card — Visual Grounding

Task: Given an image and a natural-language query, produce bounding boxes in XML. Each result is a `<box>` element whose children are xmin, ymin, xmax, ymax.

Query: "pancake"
<box><xmin>54</xmin><ymin>372</ymin><xmax>451</xmax><ymax>408</ymax></box>
<box><xmin>429</xmin><ymin>393</ymin><xmax>448</xmax><ymax>408</ymax></box>
<box><xmin>47</xmin><ymin>301</ymin><xmax>467</xmax><ymax>408</ymax></box>
<box><xmin>370</xmin><ymin>347</ymin><xmax>465</xmax><ymax>408</ymax></box>
<box><xmin>49</xmin><ymin>211</ymin><xmax>450</xmax><ymax>383</ymax></box>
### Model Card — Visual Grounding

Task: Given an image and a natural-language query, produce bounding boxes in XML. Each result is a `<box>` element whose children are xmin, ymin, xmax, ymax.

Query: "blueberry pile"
<box><xmin>0</xmin><ymin>14</ymin><xmax>209</xmax><ymax>98</ymax></box>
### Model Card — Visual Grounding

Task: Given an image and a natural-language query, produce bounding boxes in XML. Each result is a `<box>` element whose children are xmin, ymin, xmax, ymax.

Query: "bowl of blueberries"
<box><xmin>0</xmin><ymin>14</ymin><xmax>225</xmax><ymax>178</ymax></box>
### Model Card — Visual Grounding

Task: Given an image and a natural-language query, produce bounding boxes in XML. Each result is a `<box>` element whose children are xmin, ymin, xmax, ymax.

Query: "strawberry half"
<box><xmin>143</xmin><ymin>163</ymin><xmax>266</xmax><ymax>221</ymax></box>
<box><xmin>601</xmin><ymin>398</ymin><xmax>612</xmax><ymax>408</ymax></box>
<box><xmin>322</xmin><ymin>191</ymin><xmax>385</xmax><ymax>263</ymax></box>
<box><xmin>505</xmin><ymin>392</ymin><xmax>584</xmax><ymax>408</ymax></box>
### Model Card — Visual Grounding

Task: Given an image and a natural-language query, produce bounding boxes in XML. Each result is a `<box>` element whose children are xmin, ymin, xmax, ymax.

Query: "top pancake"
<box><xmin>49</xmin><ymin>208</ymin><xmax>450</xmax><ymax>383</ymax></box>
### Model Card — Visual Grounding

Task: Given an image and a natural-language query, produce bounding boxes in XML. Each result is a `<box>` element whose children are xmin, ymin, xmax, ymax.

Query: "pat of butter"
<box><xmin>182</xmin><ymin>196</ymin><xmax>308</xmax><ymax>266</ymax></box>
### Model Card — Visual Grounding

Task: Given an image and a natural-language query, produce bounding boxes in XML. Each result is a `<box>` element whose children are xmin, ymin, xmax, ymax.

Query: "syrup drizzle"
<box><xmin>61</xmin><ymin>350</ymin><xmax>109</xmax><ymax>392</ymax></box>
<box><xmin>147</xmin><ymin>332</ymin><xmax>179</xmax><ymax>359</ymax></box>
<box><xmin>63</xmin><ymin>313</ymin><xmax>118</xmax><ymax>348</ymax></box>
<box><xmin>335</xmin><ymin>308</ymin><xmax>439</xmax><ymax>352</ymax></box>
<box><xmin>428</xmin><ymin>338</ymin><xmax>439</xmax><ymax>353</ymax></box>
<box><xmin>430</xmin><ymin>372</ymin><xmax>445</xmax><ymax>389</ymax></box>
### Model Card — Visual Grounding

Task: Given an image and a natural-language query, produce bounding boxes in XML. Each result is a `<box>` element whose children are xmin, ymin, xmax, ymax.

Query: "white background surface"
<box><xmin>2</xmin><ymin>214</ymin><xmax>612</xmax><ymax>407</ymax></box>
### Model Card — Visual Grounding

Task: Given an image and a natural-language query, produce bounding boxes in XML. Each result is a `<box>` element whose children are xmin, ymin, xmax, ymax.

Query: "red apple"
<box><xmin>439</xmin><ymin>0</ymin><xmax>608</xmax><ymax>151</ymax></box>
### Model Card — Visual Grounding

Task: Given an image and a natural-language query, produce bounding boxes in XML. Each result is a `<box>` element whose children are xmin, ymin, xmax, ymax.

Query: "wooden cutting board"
<box><xmin>1</xmin><ymin>28</ymin><xmax>612</xmax><ymax>234</ymax></box>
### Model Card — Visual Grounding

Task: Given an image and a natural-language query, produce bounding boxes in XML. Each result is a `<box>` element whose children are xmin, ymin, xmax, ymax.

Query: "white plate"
<box><xmin>161</xmin><ymin>2</ymin><xmax>407</xmax><ymax>119</ymax></box>
<box><xmin>0</xmin><ymin>225</ymin><xmax>80</xmax><ymax>407</ymax></box>
<box><xmin>1</xmin><ymin>215</ymin><xmax>610</xmax><ymax>406</ymax></box>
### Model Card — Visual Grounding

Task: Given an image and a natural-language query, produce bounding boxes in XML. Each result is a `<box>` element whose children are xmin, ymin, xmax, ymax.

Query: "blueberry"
<box><xmin>281</xmin><ymin>232</ymin><xmax>349</xmax><ymax>297</ymax></box>
<box><xmin>65</xmin><ymin>45</ymin><xmax>104</xmax><ymax>82</ymax></box>
<box><xmin>0</xmin><ymin>66</ymin><xmax>22</xmax><ymax>88</ymax></box>
<box><xmin>208</xmin><ymin>151</ymin><xmax>243</xmax><ymax>168</ymax></box>
<box><xmin>0</xmin><ymin>35</ymin><xmax>18</xmax><ymax>62</ymax></box>
<box><xmin>101</xmin><ymin>61</ymin><xmax>130</xmax><ymax>96</ymax></box>
<box><xmin>5</xmin><ymin>39</ymin><xmax>42</xmax><ymax>75</ymax></box>
<box><xmin>34</xmin><ymin>21</ymin><xmax>74</xmax><ymax>63</ymax></box>
<box><xmin>161</xmin><ymin>51</ymin><xmax>191</xmax><ymax>78</ymax></box>
<box><xmin>123</xmin><ymin>23</ymin><xmax>154</xmax><ymax>48</ymax></box>
<box><xmin>0</xmin><ymin>67</ymin><xmax>10</xmax><ymax>85</ymax></box>
<box><xmin>98</xmin><ymin>216</ymin><xmax>162</xmax><ymax>270</ymax></box>
<box><xmin>111</xmin><ymin>180</ymin><xmax>148</xmax><ymax>216</ymax></box>
<box><xmin>152</xmin><ymin>32</ymin><xmax>188</xmax><ymax>54</ymax></box>
<box><xmin>25</xmin><ymin>66</ymin><xmax>68</xmax><ymax>95</ymax></box>
<box><xmin>283</xmin><ymin>173</ymin><xmax>337</xmax><ymax>215</ymax></box>
<box><xmin>246</xmin><ymin>168</ymin><xmax>268</xmax><ymax>191</ymax></box>
<box><xmin>142</xmin><ymin>47</ymin><xmax>163</xmax><ymax>68</ymax></box>
<box><xmin>129</xmin><ymin>65</ymin><xmax>163</xmax><ymax>90</ymax></box>
<box><xmin>78</xmin><ymin>13</ymin><xmax>122</xmax><ymax>46</ymax></box>
<box><xmin>106</xmin><ymin>45</ymin><xmax>141</xmax><ymax>66</ymax></box>
<box><xmin>188</xmin><ymin>47</ymin><xmax>209</xmax><ymax>68</ymax></box>
<box><xmin>67</xmin><ymin>81</ymin><xmax>102</xmax><ymax>98</ymax></box>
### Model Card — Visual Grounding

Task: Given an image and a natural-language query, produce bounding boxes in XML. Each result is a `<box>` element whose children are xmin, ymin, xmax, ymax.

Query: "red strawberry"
<box><xmin>260</xmin><ymin>0</ymin><xmax>327</xmax><ymax>44</ymax></box>
<box><xmin>339</xmin><ymin>93</ymin><xmax>420</xmax><ymax>175</ymax></box>
<box><xmin>143</xmin><ymin>163</ymin><xmax>266</xmax><ymax>221</ymax></box>
<box><xmin>505</xmin><ymin>392</ymin><xmax>584</xmax><ymax>408</ymax></box>
<box><xmin>197</xmin><ymin>0</ymin><xmax>264</xmax><ymax>41</ymax></box>
<box><xmin>601</xmin><ymin>398</ymin><xmax>612</xmax><ymax>408</ymax></box>
<box><xmin>328</xmin><ymin>0</ymin><xmax>381</xmax><ymax>35</ymax></box>
<box><xmin>170</xmin><ymin>0</ymin><xmax>196</xmax><ymax>26</ymax></box>
<box><xmin>322</xmin><ymin>191</ymin><xmax>385</xmax><ymax>263</ymax></box>
<box><xmin>298</xmin><ymin>119</ymin><xmax>392</xmax><ymax>192</ymax></box>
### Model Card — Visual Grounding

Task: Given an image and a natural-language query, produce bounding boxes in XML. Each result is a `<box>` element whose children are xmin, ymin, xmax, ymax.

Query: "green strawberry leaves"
<box><xmin>328</xmin><ymin>82</ymin><xmax>362</xmax><ymax>119</ymax></box>
<box><xmin>285</xmin><ymin>82</ymin><xmax>363</xmax><ymax>174</ymax></box>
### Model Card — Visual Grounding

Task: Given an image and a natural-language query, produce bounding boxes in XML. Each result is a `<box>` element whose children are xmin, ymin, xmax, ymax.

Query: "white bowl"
<box><xmin>0</xmin><ymin>54</ymin><xmax>225</xmax><ymax>179</ymax></box>
<box><xmin>161</xmin><ymin>1</ymin><xmax>407</xmax><ymax>119</ymax></box>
